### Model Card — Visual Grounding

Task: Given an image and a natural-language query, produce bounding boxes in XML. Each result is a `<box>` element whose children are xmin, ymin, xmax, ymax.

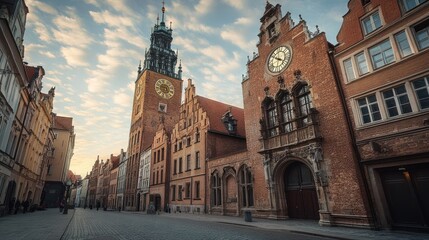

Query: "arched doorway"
<box><xmin>284</xmin><ymin>161</ymin><xmax>319</xmax><ymax>220</ymax></box>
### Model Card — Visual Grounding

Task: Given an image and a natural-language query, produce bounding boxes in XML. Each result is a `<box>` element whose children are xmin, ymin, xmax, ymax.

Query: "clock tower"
<box><xmin>125</xmin><ymin>3</ymin><xmax>182</xmax><ymax>211</ymax></box>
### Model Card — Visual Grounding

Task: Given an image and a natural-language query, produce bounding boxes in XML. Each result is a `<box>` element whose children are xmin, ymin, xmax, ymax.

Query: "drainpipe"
<box><xmin>328</xmin><ymin>48</ymin><xmax>378</xmax><ymax>230</ymax></box>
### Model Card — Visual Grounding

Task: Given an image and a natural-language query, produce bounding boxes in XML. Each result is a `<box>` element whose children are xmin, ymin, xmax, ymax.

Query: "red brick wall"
<box><xmin>336</xmin><ymin>0</ymin><xmax>402</xmax><ymax>52</ymax></box>
<box><xmin>243</xmin><ymin>9</ymin><xmax>369</xmax><ymax>217</ymax></box>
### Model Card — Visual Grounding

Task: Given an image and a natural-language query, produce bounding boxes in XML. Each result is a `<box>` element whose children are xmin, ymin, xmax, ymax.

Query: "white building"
<box><xmin>137</xmin><ymin>147</ymin><xmax>151</xmax><ymax>211</ymax></box>
<box><xmin>116</xmin><ymin>149</ymin><xmax>126</xmax><ymax>210</ymax></box>
<box><xmin>0</xmin><ymin>0</ymin><xmax>29</xmax><ymax>210</ymax></box>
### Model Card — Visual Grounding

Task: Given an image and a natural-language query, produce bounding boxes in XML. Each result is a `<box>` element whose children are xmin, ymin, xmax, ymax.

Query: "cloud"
<box><xmin>194</xmin><ymin>0</ymin><xmax>215</xmax><ymax>15</ymax></box>
<box><xmin>40</xmin><ymin>51</ymin><xmax>56</xmax><ymax>58</ymax></box>
<box><xmin>113</xmin><ymin>88</ymin><xmax>132</xmax><ymax>107</ymax></box>
<box><xmin>52</xmin><ymin>10</ymin><xmax>92</xmax><ymax>47</ymax></box>
<box><xmin>60</xmin><ymin>47</ymin><xmax>89</xmax><ymax>67</ymax></box>
<box><xmin>223</xmin><ymin>0</ymin><xmax>246</xmax><ymax>10</ymax></box>
<box><xmin>89</xmin><ymin>10</ymin><xmax>134</xmax><ymax>28</ymax></box>
<box><xmin>31</xmin><ymin>0</ymin><xmax>57</xmax><ymax>15</ymax></box>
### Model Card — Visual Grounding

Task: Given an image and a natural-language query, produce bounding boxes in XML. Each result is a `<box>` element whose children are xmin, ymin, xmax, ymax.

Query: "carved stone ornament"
<box><xmin>271</xmin><ymin>143</ymin><xmax>322</xmax><ymax>163</ymax></box>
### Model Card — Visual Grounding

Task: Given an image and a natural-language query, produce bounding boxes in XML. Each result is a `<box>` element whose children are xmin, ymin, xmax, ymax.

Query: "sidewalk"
<box><xmin>126</xmin><ymin>211</ymin><xmax>429</xmax><ymax>240</ymax></box>
<box><xmin>0</xmin><ymin>208</ymin><xmax>74</xmax><ymax>240</ymax></box>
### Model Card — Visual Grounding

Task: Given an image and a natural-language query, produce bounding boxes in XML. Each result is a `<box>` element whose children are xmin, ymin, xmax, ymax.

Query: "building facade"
<box><xmin>87</xmin><ymin>157</ymin><xmax>100</xmax><ymax>208</ymax></box>
<box><xmin>124</xmin><ymin>4</ymin><xmax>182</xmax><ymax>211</ymax></box>
<box><xmin>0</xmin><ymin>0</ymin><xmax>29</xmax><ymax>211</ymax></box>
<box><xmin>239</xmin><ymin>2</ymin><xmax>371</xmax><ymax>227</ymax></box>
<box><xmin>170</xmin><ymin>79</ymin><xmax>246</xmax><ymax>214</ymax></box>
<box><xmin>116</xmin><ymin>149</ymin><xmax>126</xmax><ymax>210</ymax></box>
<box><xmin>149</xmin><ymin>121</ymin><xmax>170</xmax><ymax>212</ymax></box>
<box><xmin>137</xmin><ymin>147</ymin><xmax>150</xmax><ymax>211</ymax></box>
<box><xmin>334</xmin><ymin>0</ymin><xmax>429</xmax><ymax>230</ymax></box>
<box><xmin>43</xmin><ymin>115</ymin><xmax>75</xmax><ymax>207</ymax></box>
<box><xmin>108</xmin><ymin>156</ymin><xmax>119</xmax><ymax>209</ymax></box>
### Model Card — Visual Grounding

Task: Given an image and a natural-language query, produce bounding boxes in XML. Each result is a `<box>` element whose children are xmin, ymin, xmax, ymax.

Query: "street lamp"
<box><xmin>63</xmin><ymin>179</ymin><xmax>72</xmax><ymax>214</ymax></box>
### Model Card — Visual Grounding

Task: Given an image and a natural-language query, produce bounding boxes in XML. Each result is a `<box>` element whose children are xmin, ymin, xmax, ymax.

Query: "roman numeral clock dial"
<box><xmin>267</xmin><ymin>46</ymin><xmax>292</xmax><ymax>74</ymax></box>
<box><xmin>155</xmin><ymin>79</ymin><xmax>175</xmax><ymax>99</ymax></box>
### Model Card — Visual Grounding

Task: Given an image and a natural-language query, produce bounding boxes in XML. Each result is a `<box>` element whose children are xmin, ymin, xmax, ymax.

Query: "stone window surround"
<box><xmin>340</xmin><ymin>16</ymin><xmax>429</xmax><ymax>84</ymax></box>
<box><xmin>351</xmin><ymin>73</ymin><xmax>429</xmax><ymax>127</ymax></box>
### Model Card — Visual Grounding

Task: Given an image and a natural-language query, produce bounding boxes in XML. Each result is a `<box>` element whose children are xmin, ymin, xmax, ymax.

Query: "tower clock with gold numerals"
<box><xmin>125</xmin><ymin>2</ymin><xmax>183</xmax><ymax>211</ymax></box>
<box><xmin>155</xmin><ymin>79</ymin><xmax>174</xmax><ymax>99</ymax></box>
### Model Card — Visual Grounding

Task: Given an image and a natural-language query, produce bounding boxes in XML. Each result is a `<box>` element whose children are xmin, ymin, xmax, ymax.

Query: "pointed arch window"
<box><xmin>264</xmin><ymin>99</ymin><xmax>278</xmax><ymax>137</ymax></box>
<box><xmin>211</xmin><ymin>172</ymin><xmax>222</xmax><ymax>206</ymax></box>
<box><xmin>240</xmin><ymin>166</ymin><xmax>254</xmax><ymax>207</ymax></box>
<box><xmin>296</xmin><ymin>84</ymin><xmax>313</xmax><ymax>127</ymax></box>
<box><xmin>278</xmin><ymin>91</ymin><xmax>294</xmax><ymax>132</ymax></box>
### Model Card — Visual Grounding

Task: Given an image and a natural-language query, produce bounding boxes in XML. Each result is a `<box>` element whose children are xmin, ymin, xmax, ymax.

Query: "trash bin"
<box><xmin>244</xmin><ymin>210</ymin><xmax>252</xmax><ymax>222</ymax></box>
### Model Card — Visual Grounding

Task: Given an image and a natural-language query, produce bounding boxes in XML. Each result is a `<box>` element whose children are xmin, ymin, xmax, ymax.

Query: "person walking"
<box><xmin>59</xmin><ymin>199</ymin><xmax>65</xmax><ymax>212</ymax></box>
<box><xmin>8</xmin><ymin>197</ymin><xmax>15</xmax><ymax>215</ymax></box>
<box><xmin>14</xmin><ymin>199</ymin><xmax>21</xmax><ymax>214</ymax></box>
<box><xmin>22</xmin><ymin>199</ymin><xmax>29</xmax><ymax>213</ymax></box>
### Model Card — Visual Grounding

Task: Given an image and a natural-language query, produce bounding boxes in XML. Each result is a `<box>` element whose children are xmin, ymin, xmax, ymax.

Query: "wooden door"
<box><xmin>285</xmin><ymin>162</ymin><xmax>319</xmax><ymax>220</ymax></box>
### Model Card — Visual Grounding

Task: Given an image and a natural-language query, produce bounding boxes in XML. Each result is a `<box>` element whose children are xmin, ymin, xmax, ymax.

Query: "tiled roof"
<box><xmin>196</xmin><ymin>96</ymin><xmax>245</xmax><ymax>137</ymax></box>
<box><xmin>24</xmin><ymin>65</ymin><xmax>38</xmax><ymax>82</ymax></box>
<box><xmin>111</xmin><ymin>156</ymin><xmax>120</xmax><ymax>169</ymax></box>
<box><xmin>54</xmin><ymin>115</ymin><xmax>73</xmax><ymax>131</ymax></box>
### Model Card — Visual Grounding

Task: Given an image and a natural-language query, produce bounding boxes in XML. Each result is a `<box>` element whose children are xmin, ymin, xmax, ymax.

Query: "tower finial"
<box><xmin>157</xmin><ymin>13</ymin><xmax>159</xmax><ymax>25</ymax></box>
<box><xmin>161</xmin><ymin>1</ymin><xmax>165</xmax><ymax>23</ymax></box>
<box><xmin>178</xmin><ymin>59</ymin><xmax>182</xmax><ymax>79</ymax></box>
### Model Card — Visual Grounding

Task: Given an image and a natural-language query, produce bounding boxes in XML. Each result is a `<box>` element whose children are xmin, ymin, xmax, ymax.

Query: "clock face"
<box><xmin>267</xmin><ymin>46</ymin><xmax>292</xmax><ymax>73</ymax></box>
<box><xmin>135</xmin><ymin>82</ymin><xmax>142</xmax><ymax>99</ymax></box>
<box><xmin>155</xmin><ymin>79</ymin><xmax>174</xmax><ymax>99</ymax></box>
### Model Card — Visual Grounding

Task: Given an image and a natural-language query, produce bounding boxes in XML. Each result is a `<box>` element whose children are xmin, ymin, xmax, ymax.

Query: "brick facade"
<box><xmin>334</xmin><ymin>0</ymin><xmax>429</xmax><ymax>230</ymax></box>
<box><xmin>124</xmin><ymin>69</ymin><xmax>182</xmax><ymax>211</ymax></box>
<box><xmin>241</xmin><ymin>3</ymin><xmax>370</xmax><ymax>226</ymax></box>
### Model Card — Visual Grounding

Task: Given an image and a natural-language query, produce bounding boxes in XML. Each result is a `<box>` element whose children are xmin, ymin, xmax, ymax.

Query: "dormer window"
<box><xmin>221</xmin><ymin>111</ymin><xmax>237</xmax><ymax>135</ymax></box>
<box><xmin>362</xmin><ymin>10</ymin><xmax>382</xmax><ymax>35</ymax></box>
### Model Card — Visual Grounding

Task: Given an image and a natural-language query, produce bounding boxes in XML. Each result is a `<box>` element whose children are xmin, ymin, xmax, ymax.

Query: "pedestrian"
<box><xmin>14</xmin><ymin>199</ymin><xmax>21</xmax><ymax>214</ymax></box>
<box><xmin>22</xmin><ymin>199</ymin><xmax>30</xmax><ymax>213</ymax></box>
<box><xmin>59</xmin><ymin>199</ymin><xmax>65</xmax><ymax>212</ymax></box>
<box><xmin>8</xmin><ymin>197</ymin><xmax>15</xmax><ymax>214</ymax></box>
<box><xmin>96</xmin><ymin>201</ymin><xmax>100</xmax><ymax>211</ymax></box>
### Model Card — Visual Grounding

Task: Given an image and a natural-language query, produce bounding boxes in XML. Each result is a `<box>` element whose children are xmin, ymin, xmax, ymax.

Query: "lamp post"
<box><xmin>63</xmin><ymin>179</ymin><xmax>72</xmax><ymax>214</ymax></box>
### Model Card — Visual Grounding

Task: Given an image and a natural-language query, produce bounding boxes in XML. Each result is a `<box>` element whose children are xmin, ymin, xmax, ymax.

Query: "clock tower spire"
<box><xmin>142</xmin><ymin>2</ymin><xmax>179</xmax><ymax>79</ymax></box>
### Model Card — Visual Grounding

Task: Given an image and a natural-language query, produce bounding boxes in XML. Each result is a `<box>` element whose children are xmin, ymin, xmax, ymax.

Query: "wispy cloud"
<box><xmin>60</xmin><ymin>47</ymin><xmax>89</xmax><ymax>67</ymax></box>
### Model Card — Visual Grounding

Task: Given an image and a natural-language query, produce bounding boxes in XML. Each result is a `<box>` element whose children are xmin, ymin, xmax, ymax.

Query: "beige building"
<box><xmin>42</xmin><ymin>115</ymin><xmax>75</xmax><ymax>207</ymax></box>
<box><xmin>108</xmin><ymin>156</ymin><xmax>119</xmax><ymax>209</ymax></box>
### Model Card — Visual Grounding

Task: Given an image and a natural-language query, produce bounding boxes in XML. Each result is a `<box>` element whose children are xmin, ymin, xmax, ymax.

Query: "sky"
<box><xmin>23</xmin><ymin>0</ymin><xmax>349</xmax><ymax>177</ymax></box>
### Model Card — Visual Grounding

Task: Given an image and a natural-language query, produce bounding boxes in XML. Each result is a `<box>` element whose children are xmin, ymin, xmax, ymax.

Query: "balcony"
<box><xmin>0</xmin><ymin>150</ymin><xmax>14</xmax><ymax>168</ymax></box>
<box><xmin>259</xmin><ymin>109</ymin><xmax>322</xmax><ymax>152</ymax></box>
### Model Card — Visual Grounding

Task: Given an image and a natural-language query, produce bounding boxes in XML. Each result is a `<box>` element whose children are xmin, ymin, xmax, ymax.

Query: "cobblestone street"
<box><xmin>1</xmin><ymin>208</ymin><xmax>429</xmax><ymax>240</ymax></box>
<box><xmin>61</xmin><ymin>209</ymin><xmax>326</xmax><ymax>240</ymax></box>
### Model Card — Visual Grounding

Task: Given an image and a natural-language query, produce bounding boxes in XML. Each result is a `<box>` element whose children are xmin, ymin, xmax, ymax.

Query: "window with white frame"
<box><xmin>382</xmin><ymin>85</ymin><xmax>412</xmax><ymax>117</ymax></box>
<box><xmin>362</xmin><ymin>10</ymin><xmax>382</xmax><ymax>35</ymax></box>
<box><xmin>343</xmin><ymin>58</ymin><xmax>356</xmax><ymax>81</ymax></box>
<box><xmin>357</xmin><ymin>94</ymin><xmax>381</xmax><ymax>124</ymax></box>
<box><xmin>394</xmin><ymin>30</ymin><xmax>412</xmax><ymax>57</ymax></box>
<box><xmin>412</xmin><ymin>76</ymin><xmax>429</xmax><ymax>109</ymax></box>
<box><xmin>369</xmin><ymin>39</ymin><xmax>395</xmax><ymax>69</ymax></box>
<box><xmin>413</xmin><ymin>18</ymin><xmax>429</xmax><ymax>50</ymax></box>
<box><xmin>355</xmin><ymin>52</ymin><xmax>369</xmax><ymax>75</ymax></box>
<box><xmin>401</xmin><ymin>0</ymin><xmax>427</xmax><ymax>12</ymax></box>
